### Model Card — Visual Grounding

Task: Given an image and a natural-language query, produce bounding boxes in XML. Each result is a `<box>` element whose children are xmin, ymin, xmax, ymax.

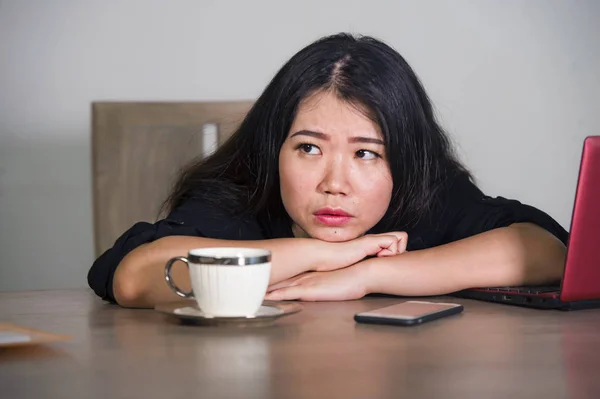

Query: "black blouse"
<box><xmin>88</xmin><ymin>175</ymin><xmax>569</xmax><ymax>303</ymax></box>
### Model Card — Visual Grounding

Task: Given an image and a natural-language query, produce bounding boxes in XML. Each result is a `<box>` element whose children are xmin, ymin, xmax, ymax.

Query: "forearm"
<box><xmin>114</xmin><ymin>235</ymin><xmax>328</xmax><ymax>308</ymax></box>
<box><xmin>366</xmin><ymin>223</ymin><xmax>567</xmax><ymax>296</ymax></box>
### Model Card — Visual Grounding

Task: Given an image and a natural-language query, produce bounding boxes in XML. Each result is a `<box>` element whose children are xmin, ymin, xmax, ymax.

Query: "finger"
<box><xmin>267</xmin><ymin>279</ymin><xmax>299</xmax><ymax>293</ymax></box>
<box><xmin>388</xmin><ymin>236</ymin><xmax>399</xmax><ymax>254</ymax></box>
<box><xmin>377</xmin><ymin>245</ymin><xmax>397</xmax><ymax>258</ymax></box>
<box><xmin>377</xmin><ymin>232</ymin><xmax>408</xmax><ymax>256</ymax></box>
<box><xmin>264</xmin><ymin>286</ymin><xmax>306</xmax><ymax>301</ymax></box>
<box><xmin>267</xmin><ymin>273</ymin><xmax>311</xmax><ymax>292</ymax></box>
<box><xmin>397</xmin><ymin>233</ymin><xmax>408</xmax><ymax>253</ymax></box>
<box><xmin>376</xmin><ymin>237</ymin><xmax>397</xmax><ymax>257</ymax></box>
<box><xmin>384</xmin><ymin>232</ymin><xmax>408</xmax><ymax>254</ymax></box>
<box><xmin>387</xmin><ymin>231</ymin><xmax>408</xmax><ymax>242</ymax></box>
<box><xmin>376</xmin><ymin>247</ymin><xmax>396</xmax><ymax>257</ymax></box>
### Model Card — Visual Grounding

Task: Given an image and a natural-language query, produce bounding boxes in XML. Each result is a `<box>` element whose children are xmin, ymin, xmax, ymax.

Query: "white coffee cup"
<box><xmin>164</xmin><ymin>247</ymin><xmax>271</xmax><ymax>317</ymax></box>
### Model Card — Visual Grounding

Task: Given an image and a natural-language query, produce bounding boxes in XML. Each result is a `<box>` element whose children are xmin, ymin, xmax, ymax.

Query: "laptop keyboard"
<box><xmin>476</xmin><ymin>286</ymin><xmax>560</xmax><ymax>295</ymax></box>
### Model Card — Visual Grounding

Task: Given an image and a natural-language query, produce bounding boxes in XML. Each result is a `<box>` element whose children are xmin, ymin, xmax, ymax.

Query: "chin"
<box><xmin>308</xmin><ymin>228</ymin><xmax>361</xmax><ymax>242</ymax></box>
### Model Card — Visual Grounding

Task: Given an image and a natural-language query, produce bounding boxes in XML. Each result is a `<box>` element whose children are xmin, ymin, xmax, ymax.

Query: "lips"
<box><xmin>314</xmin><ymin>208</ymin><xmax>352</xmax><ymax>217</ymax></box>
<box><xmin>314</xmin><ymin>207</ymin><xmax>353</xmax><ymax>226</ymax></box>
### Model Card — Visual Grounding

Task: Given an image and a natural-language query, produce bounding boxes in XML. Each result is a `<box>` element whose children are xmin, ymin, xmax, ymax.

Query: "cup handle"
<box><xmin>164</xmin><ymin>256</ymin><xmax>194</xmax><ymax>298</ymax></box>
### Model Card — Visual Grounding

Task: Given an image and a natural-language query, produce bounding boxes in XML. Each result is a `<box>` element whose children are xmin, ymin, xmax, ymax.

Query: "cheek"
<box><xmin>279</xmin><ymin>153</ymin><xmax>312</xmax><ymax>206</ymax></box>
<box><xmin>354</xmin><ymin>169</ymin><xmax>393</xmax><ymax>216</ymax></box>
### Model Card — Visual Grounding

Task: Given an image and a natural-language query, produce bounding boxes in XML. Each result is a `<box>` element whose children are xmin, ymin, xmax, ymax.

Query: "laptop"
<box><xmin>453</xmin><ymin>136</ymin><xmax>600</xmax><ymax>310</ymax></box>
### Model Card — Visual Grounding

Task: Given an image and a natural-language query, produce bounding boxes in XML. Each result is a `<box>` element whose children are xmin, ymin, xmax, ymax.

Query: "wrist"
<box><xmin>360</xmin><ymin>257</ymin><xmax>386</xmax><ymax>295</ymax></box>
<box><xmin>310</xmin><ymin>238</ymin><xmax>337</xmax><ymax>272</ymax></box>
<box><xmin>309</xmin><ymin>238</ymin><xmax>358</xmax><ymax>272</ymax></box>
<box><xmin>360</xmin><ymin>253</ymin><xmax>414</xmax><ymax>295</ymax></box>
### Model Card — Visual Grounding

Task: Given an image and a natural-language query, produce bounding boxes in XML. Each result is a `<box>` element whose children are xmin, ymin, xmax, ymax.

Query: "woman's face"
<box><xmin>279</xmin><ymin>91</ymin><xmax>393</xmax><ymax>242</ymax></box>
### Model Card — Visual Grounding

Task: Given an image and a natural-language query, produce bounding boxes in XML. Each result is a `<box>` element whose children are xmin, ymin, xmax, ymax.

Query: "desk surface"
<box><xmin>1</xmin><ymin>289</ymin><xmax>600</xmax><ymax>399</ymax></box>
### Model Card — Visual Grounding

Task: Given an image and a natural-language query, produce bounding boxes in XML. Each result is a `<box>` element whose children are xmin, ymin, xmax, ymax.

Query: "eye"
<box><xmin>296</xmin><ymin>143</ymin><xmax>321</xmax><ymax>155</ymax></box>
<box><xmin>356</xmin><ymin>150</ymin><xmax>381</xmax><ymax>160</ymax></box>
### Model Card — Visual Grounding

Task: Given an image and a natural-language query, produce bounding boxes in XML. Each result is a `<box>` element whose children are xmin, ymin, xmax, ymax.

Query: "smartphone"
<box><xmin>354</xmin><ymin>300</ymin><xmax>464</xmax><ymax>326</ymax></box>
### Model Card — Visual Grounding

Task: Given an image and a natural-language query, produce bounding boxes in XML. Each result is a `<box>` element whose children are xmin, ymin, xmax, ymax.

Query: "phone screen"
<box><xmin>358</xmin><ymin>301</ymin><xmax>461</xmax><ymax>320</ymax></box>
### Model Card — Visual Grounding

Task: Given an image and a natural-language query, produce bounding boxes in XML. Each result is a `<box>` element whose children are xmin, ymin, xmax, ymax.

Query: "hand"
<box><xmin>352</xmin><ymin>231</ymin><xmax>408</xmax><ymax>257</ymax></box>
<box><xmin>265</xmin><ymin>264</ymin><xmax>370</xmax><ymax>302</ymax></box>
<box><xmin>318</xmin><ymin>231</ymin><xmax>408</xmax><ymax>272</ymax></box>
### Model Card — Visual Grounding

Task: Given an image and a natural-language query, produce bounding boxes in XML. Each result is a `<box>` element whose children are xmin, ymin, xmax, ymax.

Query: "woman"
<box><xmin>88</xmin><ymin>33</ymin><xmax>568</xmax><ymax>308</ymax></box>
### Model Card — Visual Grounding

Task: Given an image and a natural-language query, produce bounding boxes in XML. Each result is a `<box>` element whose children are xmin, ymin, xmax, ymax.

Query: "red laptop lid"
<box><xmin>560</xmin><ymin>136</ymin><xmax>600</xmax><ymax>302</ymax></box>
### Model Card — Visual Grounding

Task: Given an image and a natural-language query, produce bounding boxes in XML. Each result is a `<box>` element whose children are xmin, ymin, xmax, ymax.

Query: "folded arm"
<box><xmin>114</xmin><ymin>236</ymin><xmax>329</xmax><ymax>308</ymax></box>
<box><xmin>366</xmin><ymin>223</ymin><xmax>566</xmax><ymax>296</ymax></box>
<box><xmin>265</xmin><ymin>223</ymin><xmax>567</xmax><ymax>301</ymax></box>
<box><xmin>112</xmin><ymin>231</ymin><xmax>406</xmax><ymax>308</ymax></box>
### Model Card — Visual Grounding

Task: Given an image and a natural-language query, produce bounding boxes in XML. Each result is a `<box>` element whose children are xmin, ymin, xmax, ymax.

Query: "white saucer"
<box><xmin>155</xmin><ymin>300</ymin><xmax>302</xmax><ymax>327</ymax></box>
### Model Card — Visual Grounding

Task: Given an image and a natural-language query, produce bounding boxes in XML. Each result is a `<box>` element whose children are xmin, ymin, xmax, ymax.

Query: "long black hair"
<box><xmin>163</xmin><ymin>33</ymin><xmax>469</xmax><ymax>231</ymax></box>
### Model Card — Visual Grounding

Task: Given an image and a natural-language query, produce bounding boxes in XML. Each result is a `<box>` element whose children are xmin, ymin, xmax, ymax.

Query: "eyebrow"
<box><xmin>290</xmin><ymin>130</ymin><xmax>384</xmax><ymax>145</ymax></box>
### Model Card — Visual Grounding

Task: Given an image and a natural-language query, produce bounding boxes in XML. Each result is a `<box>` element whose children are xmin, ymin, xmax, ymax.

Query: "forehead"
<box><xmin>291</xmin><ymin>91</ymin><xmax>382</xmax><ymax>138</ymax></box>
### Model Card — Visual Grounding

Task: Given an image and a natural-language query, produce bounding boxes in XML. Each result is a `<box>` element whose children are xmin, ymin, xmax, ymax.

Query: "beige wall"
<box><xmin>1</xmin><ymin>0</ymin><xmax>598</xmax><ymax>290</ymax></box>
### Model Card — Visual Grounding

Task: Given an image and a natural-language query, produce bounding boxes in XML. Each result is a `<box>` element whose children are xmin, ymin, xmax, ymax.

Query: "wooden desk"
<box><xmin>1</xmin><ymin>289</ymin><xmax>599</xmax><ymax>399</ymax></box>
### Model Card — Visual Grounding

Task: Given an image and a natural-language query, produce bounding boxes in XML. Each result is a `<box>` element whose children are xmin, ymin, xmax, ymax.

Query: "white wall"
<box><xmin>0</xmin><ymin>0</ymin><xmax>598</xmax><ymax>291</ymax></box>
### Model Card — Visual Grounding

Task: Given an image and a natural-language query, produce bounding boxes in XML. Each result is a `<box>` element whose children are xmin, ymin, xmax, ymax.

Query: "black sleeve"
<box><xmin>87</xmin><ymin>198</ymin><xmax>265</xmax><ymax>303</ymax></box>
<box><xmin>439</xmin><ymin>175</ymin><xmax>569</xmax><ymax>246</ymax></box>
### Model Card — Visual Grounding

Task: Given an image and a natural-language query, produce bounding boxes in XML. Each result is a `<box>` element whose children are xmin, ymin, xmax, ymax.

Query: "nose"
<box><xmin>317</xmin><ymin>155</ymin><xmax>351</xmax><ymax>196</ymax></box>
